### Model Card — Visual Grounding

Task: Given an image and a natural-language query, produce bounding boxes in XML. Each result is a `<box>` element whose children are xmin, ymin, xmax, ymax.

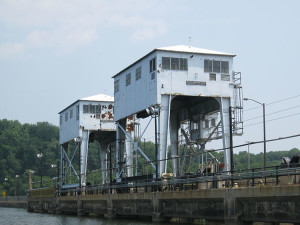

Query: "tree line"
<box><xmin>0</xmin><ymin>119</ymin><xmax>299</xmax><ymax>196</ymax></box>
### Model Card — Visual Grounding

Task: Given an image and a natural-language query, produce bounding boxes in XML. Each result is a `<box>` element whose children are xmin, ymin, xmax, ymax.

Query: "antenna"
<box><xmin>189</xmin><ymin>37</ymin><xmax>192</xmax><ymax>48</ymax></box>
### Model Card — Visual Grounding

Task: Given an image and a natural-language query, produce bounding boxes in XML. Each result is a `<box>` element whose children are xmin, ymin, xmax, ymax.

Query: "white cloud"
<box><xmin>27</xmin><ymin>30</ymin><xmax>49</xmax><ymax>47</ymax></box>
<box><xmin>0</xmin><ymin>0</ymin><xmax>167</xmax><ymax>56</ymax></box>
<box><xmin>0</xmin><ymin>42</ymin><xmax>25</xmax><ymax>59</ymax></box>
<box><xmin>109</xmin><ymin>14</ymin><xmax>167</xmax><ymax>41</ymax></box>
<box><xmin>131</xmin><ymin>28</ymin><xmax>156</xmax><ymax>42</ymax></box>
<box><xmin>131</xmin><ymin>25</ymin><xmax>166</xmax><ymax>42</ymax></box>
<box><xmin>26</xmin><ymin>27</ymin><xmax>99</xmax><ymax>51</ymax></box>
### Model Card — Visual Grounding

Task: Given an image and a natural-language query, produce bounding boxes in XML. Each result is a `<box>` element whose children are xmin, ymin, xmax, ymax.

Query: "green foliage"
<box><xmin>0</xmin><ymin>119</ymin><xmax>299</xmax><ymax>195</ymax></box>
<box><xmin>0</xmin><ymin>119</ymin><xmax>59</xmax><ymax>196</ymax></box>
<box><xmin>233</xmin><ymin>148</ymin><xmax>300</xmax><ymax>170</ymax></box>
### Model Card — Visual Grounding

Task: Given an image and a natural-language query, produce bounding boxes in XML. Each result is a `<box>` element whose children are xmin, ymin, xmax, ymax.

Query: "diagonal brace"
<box><xmin>62</xmin><ymin>149</ymin><xmax>80</xmax><ymax>180</ymax></box>
<box><xmin>117</xmin><ymin>123</ymin><xmax>156</xmax><ymax>170</ymax></box>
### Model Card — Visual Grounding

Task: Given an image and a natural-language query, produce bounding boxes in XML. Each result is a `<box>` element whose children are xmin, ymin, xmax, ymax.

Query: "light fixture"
<box><xmin>244</xmin><ymin>97</ymin><xmax>267</xmax><ymax>168</ymax></box>
<box><xmin>74</xmin><ymin>137</ymin><xmax>82</xmax><ymax>143</ymax></box>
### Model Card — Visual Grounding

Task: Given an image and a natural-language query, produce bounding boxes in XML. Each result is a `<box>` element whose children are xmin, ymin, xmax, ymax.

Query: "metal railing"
<box><xmin>0</xmin><ymin>196</ymin><xmax>27</xmax><ymax>201</ymax></box>
<box><xmin>51</xmin><ymin>163</ymin><xmax>300</xmax><ymax>197</ymax></box>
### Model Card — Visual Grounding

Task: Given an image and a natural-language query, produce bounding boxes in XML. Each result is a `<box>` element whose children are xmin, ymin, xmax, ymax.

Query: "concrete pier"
<box><xmin>0</xmin><ymin>196</ymin><xmax>27</xmax><ymax>209</ymax></box>
<box><xmin>27</xmin><ymin>184</ymin><xmax>300</xmax><ymax>224</ymax></box>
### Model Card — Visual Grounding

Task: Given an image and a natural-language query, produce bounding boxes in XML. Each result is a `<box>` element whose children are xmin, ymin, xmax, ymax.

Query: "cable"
<box><xmin>244</xmin><ymin>94</ymin><xmax>300</xmax><ymax>112</ymax></box>
<box><xmin>244</xmin><ymin>105</ymin><xmax>300</xmax><ymax>122</ymax></box>
<box><xmin>158</xmin><ymin>133</ymin><xmax>300</xmax><ymax>163</ymax></box>
<box><xmin>267</xmin><ymin>94</ymin><xmax>300</xmax><ymax>106</ymax></box>
<box><xmin>244</xmin><ymin>112</ymin><xmax>300</xmax><ymax>128</ymax></box>
<box><xmin>101</xmin><ymin>133</ymin><xmax>300</xmax><ymax>170</ymax></box>
<box><xmin>140</xmin><ymin>95</ymin><xmax>300</xmax><ymax>141</ymax></box>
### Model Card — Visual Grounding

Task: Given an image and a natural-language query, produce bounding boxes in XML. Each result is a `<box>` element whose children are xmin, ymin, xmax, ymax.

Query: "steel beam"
<box><xmin>220</xmin><ymin>97</ymin><xmax>231</xmax><ymax>173</ymax></box>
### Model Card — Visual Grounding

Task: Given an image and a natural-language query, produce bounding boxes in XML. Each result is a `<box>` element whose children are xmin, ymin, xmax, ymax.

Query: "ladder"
<box><xmin>232</xmin><ymin>71</ymin><xmax>243</xmax><ymax>135</ymax></box>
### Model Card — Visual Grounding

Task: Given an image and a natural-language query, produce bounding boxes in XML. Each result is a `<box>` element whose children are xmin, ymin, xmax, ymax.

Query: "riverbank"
<box><xmin>0</xmin><ymin>196</ymin><xmax>27</xmax><ymax>209</ymax></box>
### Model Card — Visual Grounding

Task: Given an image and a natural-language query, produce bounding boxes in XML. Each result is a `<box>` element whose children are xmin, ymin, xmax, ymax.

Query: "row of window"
<box><xmin>114</xmin><ymin>58</ymin><xmax>230</xmax><ymax>93</ymax></box>
<box><xmin>123</xmin><ymin>57</ymin><xmax>156</xmax><ymax>88</ymax></box>
<box><xmin>204</xmin><ymin>118</ymin><xmax>216</xmax><ymax>128</ymax></box>
<box><xmin>83</xmin><ymin>104</ymin><xmax>101</xmax><ymax>114</ymax></box>
<box><xmin>191</xmin><ymin>118</ymin><xmax>216</xmax><ymax>130</ymax></box>
<box><xmin>162</xmin><ymin>57</ymin><xmax>188</xmax><ymax>71</ymax></box>
<box><xmin>60</xmin><ymin>104</ymin><xmax>102</xmax><ymax>124</ymax></box>
<box><xmin>204</xmin><ymin>60</ymin><xmax>229</xmax><ymax>74</ymax></box>
<box><xmin>209</xmin><ymin>73</ymin><xmax>230</xmax><ymax>81</ymax></box>
<box><xmin>125</xmin><ymin>66</ymin><xmax>142</xmax><ymax>86</ymax></box>
<box><xmin>60</xmin><ymin>105</ymin><xmax>80</xmax><ymax>124</ymax></box>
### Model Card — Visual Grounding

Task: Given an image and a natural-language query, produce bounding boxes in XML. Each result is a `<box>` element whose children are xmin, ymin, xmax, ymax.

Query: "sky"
<box><xmin>0</xmin><ymin>0</ymin><xmax>300</xmax><ymax>155</ymax></box>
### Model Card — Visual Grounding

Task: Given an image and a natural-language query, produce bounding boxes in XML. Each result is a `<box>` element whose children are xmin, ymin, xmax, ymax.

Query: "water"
<box><xmin>0</xmin><ymin>207</ymin><xmax>163</xmax><ymax>225</ymax></box>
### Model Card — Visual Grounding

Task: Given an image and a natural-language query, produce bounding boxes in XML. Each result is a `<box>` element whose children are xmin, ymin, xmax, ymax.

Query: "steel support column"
<box><xmin>80</xmin><ymin>130</ymin><xmax>90</xmax><ymax>186</ymax></box>
<box><xmin>170</xmin><ymin>112</ymin><xmax>179</xmax><ymax>177</ymax></box>
<box><xmin>125</xmin><ymin>130</ymin><xmax>133</xmax><ymax>177</ymax></box>
<box><xmin>99</xmin><ymin>142</ymin><xmax>107</xmax><ymax>184</ymax></box>
<box><xmin>220</xmin><ymin>97</ymin><xmax>232</xmax><ymax>173</ymax></box>
<box><xmin>116</xmin><ymin>121</ymin><xmax>120</xmax><ymax>179</ymax></box>
<box><xmin>159</xmin><ymin>95</ymin><xmax>170</xmax><ymax>176</ymax></box>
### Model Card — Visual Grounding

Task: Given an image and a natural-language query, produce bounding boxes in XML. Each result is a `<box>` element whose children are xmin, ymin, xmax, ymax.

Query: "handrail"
<box><xmin>51</xmin><ymin>166</ymin><xmax>300</xmax><ymax>196</ymax></box>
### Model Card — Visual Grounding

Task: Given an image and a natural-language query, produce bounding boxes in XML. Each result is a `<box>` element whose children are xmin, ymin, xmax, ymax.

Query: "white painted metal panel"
<box><xmin>156</xmin><ymin>45</ymin><xmax>235</xmax><ymax>57</ymax></box>
<box><xmin>59</xmin><ymin>95</ymin><xmax>115</xmax><ymax>144</ymax></box>
<box><xmin>111</xmin><ymin>45</ymin><xmax>241</xmax><ymax>177</ymax></box>
<box><xmin>59</xmin><ymin>103</ymin><xmax>80</xmax><ymax>145</ymax></box>
<box><xmin>156</xmin><ymin>51</ymin><xmax>234</xmax><ymax>101</ymax></box>
<box><xmin>113</xmin><ymin>46</ymin><xmax>235</xmax><ymax>121</ymax></box>
<box><xmin>114</xmin><ymin>52</ymin><xmax>157</xmax><ymax>121</ymax></box>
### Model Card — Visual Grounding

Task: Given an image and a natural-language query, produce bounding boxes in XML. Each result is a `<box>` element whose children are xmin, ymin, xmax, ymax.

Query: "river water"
<box><xmin>0</xmin><ymin>207</ymin><xmax>167</xmax><ymax>225</ymax></box>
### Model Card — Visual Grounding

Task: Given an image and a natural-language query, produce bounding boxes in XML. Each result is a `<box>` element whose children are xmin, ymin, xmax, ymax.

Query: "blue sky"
<box><xmin>0</xmin><ymin>0</ymin><xmax>300</xmax><ymax>154</ymax></box>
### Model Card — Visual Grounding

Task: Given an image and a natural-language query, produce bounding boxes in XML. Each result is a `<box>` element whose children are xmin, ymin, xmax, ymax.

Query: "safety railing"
<box><xmin>52</xmin><ymin>163</ymin><xmax>300</xmax><ymax>197</ymax></box>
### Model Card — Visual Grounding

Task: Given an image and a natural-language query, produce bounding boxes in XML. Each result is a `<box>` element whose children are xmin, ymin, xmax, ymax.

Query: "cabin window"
<box><xmin>83</xmin><ymin>105</ymin><xmax>89</xmax><ymax>113</ymax></box>
<box><xmin>114</xmin><ymin>79</ymin><xmax>120</xmax><ymax>93</ymax></box>
<box><xmin>171</xmin><ymin>58</ymin><xmax>179</xmax><ymax>70</ymax></box>
<box><xmin>221</xmin><ymin>74</ymin><xmax>230</xmax><ymax>81</ymax></box>
<box><xmin>65</xmin><ymin>112</ymin><xmax>68</xmax><ymax>121</ymax></box>
<box><xmin>162</xmin><ymin>57</ymin><xmax>170</xmax><ymax>70</ymax></box>
<box><xmin>211</xmin><ymin>118</ymin><xmax>216</xmax><ymax>127</ymax></box>
<box><xmin>70</xmin><ymin>109</ymin><xmax>73</xmax><ymax>119</ymax></box>
<box><xmin>83</xmin><ymin>104</ymin><xmax>97</xmax><ymax>114</ymax></box>
<box><xmin>213</xmin><ymin>60</ymin><xmax>220</xmax><ymax>73</ymax></box>
<box><xmin>209</xmin><ymin>73</ymin><xmax>216</xmax><ymax>81</ymax></box>
<box><xmin>180</xmin><ymin>58</ymin><xmax>188</xmax><ymax>70</ymax></box>
<box><xmin>126</xmin><ymin>73</ymin><xmax>131</xmax><ymax>86</ymax></box>
<box><xmin>90</xmin><ymin>105</ymin><xmax>96</xmax><ymax>113</ymax></box>
<box><xmin>204</xmin><ymin>59</ymin><xmax>213</xmax><ymax>72</ymax></box>
<box><xmin>221</xmin><ymin>61</ymin><xmax>229</xmax><ymax>73</ymax></box>
<box><xmin>203</xmin><ymin>120</ymin><xmax>209</xmax><ymax>129</ymax></box>
<box><xmin>204</xmin><ymin>60</ymin><xmax>229</xmax><ymax>74</ymax></box>
<box><xmin>162</xmin><ymin>57</ymin><xmax>188</xmax><ymax>71</ymax></box>
<box><xmin>191</xmin><ymin>122</ymin><xmax>199</xmax><ymax>130</ymax></box>
<box><xmin>96</xmin><ymin>105</ymin><xmax>101</xmax><ymax>114</ymax></box>
<box><xmin>150</xmin><ymin>58</ymin><xmax>156</xmax><ymax>73</ymax></box>
<box><xmin>60</xmin><ymin>115</ymin><xmax>63</xmax><ymax>124</ymax></box>
<box><xmin>76</xmin><ymin>105</ymin><xmax>79</xmax><ymax>120</ymax></box>
<box><xmin>136</xmin><ymin>66</ymin><xmax>141</xmax><ymax>80</ymax></box>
